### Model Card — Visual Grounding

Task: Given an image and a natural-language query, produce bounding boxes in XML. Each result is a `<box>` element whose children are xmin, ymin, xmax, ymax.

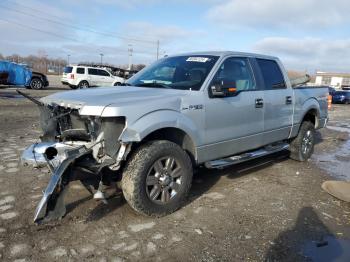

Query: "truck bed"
<box><xmin>292</xmin><ymin>86</ymin><xmax>328</xmax><ymax>134</ymax></box>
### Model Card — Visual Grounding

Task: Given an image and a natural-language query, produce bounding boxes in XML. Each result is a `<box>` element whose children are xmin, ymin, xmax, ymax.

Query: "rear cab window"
<box><xmin>76</xmin><ymin>67</ymin><xmax>85</xmax><ymax>74</ymax></box>
<box><xmin>256</xmin><ymin>59</ymin><xmax>286</xmax><ymax>89</ymax></box>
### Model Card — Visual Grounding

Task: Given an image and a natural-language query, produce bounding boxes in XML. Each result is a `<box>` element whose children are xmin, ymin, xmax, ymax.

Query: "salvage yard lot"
<box><xmin>0</xmin><ymin>88</ymin><xmax>349</xmax><ymax>261</ymax></box>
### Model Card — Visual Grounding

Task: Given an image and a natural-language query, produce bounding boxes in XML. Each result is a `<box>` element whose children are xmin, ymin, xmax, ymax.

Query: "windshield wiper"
<box><xmin>135</xmin><ymin>82</ymin><xmax>171</xmax><ymax>89</ymax></box>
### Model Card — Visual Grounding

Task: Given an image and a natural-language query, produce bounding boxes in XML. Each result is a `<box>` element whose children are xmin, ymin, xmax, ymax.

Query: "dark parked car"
<box><xmin>0</xmin><ymin>61</ymin><xmax>49</xmax><ymax>89</ymax></box>
<box><xmin>332</xmin><ymin>91</ymin><xmax>350</xmax><ymax>104</ymax></box>
<box><xmin>27</xmin><ymin>71</ymin><xmax>49</xmax><ymax>89</ymax></box>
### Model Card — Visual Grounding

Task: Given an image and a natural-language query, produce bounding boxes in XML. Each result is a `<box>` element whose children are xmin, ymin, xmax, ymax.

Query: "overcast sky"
<box><xmin>0</xmin><ymin>0</ymin><xmax>349</xmax><ymax>72</ymax></box>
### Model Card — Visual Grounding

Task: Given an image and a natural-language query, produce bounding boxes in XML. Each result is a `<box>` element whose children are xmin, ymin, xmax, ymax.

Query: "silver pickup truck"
<box><xmin>21</xmin><ymin>51</ymin><xmax>328</xmax><ymax>223</ymax></box>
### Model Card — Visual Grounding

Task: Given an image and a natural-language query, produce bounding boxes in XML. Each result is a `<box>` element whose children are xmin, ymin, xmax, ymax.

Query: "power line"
<box><xmin>7</xmin><ymin>1</ymin><xmax>159</xmax><ymax>41</ymax></box>
<box><xmin>5</xmin><ymin>0</ymin><xmax>80</xmax><ymax>25</ymax></box>
<box><xmin>0</xmin><ymin>18</ymin><xmax>157</xmax><ymax>57</ymax></box>
<box><xmin>0</xmin><ymin>17</ymin><xmax>79</xmax><ymax>43</ymax></box>
<box><xmin>0</xmin><ymin>3</ymin><xmax>158</xmax><ymax>45</ymax></box>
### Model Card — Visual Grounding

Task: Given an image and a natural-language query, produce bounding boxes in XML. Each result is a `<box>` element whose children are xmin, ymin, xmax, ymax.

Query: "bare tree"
<box><xmin>1</xmin><ymin>52</ymin><xmax>142</xmax><ymax>75</ymax></box>
<box><xmin>134</xmin><ymin>64</ymin><xmax>146</xmax><ymax>71</ymax></box>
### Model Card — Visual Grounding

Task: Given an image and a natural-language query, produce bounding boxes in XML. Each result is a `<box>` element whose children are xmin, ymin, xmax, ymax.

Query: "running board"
<box><xmin>204</xmin><ymin>143</ymin><xmax>289</xmax><ymax>169</ymax></box>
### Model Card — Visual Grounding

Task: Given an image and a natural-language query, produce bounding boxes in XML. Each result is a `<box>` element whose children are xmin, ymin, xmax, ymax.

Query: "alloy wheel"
<box><xmin>146</xmin><ymin>156</ymin><xmax>183</xmax><ymax>204</ymax></box>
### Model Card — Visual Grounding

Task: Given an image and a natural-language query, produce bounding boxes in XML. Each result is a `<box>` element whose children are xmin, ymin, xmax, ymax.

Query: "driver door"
<box><xmin>200</xmin><ymin>57</ymin><xmax>265</xmax><ymax>162</ymax></box>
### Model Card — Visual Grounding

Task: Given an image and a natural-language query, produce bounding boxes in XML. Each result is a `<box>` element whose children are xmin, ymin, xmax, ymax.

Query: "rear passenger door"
<box><xmin>255</xmin><ymin>58</ymin><xmax>293</xmax><ymax>144</ymax></box>
<box><xmin>87</xmin><ymin>68</ymin><xmax>99</xmax><ymax>86</ymax></box>
<box><xmin>76</xmin><ymin>67</ymin><xmax>85</xmax><ymax>83</ymax></box>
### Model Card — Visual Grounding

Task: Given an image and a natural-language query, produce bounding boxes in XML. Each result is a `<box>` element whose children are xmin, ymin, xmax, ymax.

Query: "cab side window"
<box><xmin>212</xmin><ymin>57</ymin><xmax>256</xmax><ymax>91</ymax></box>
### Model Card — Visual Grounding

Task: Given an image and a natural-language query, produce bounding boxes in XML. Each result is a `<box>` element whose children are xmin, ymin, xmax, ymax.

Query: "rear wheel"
<box><xmin>122</xmin><ymin>140</ymin><xmax>193</xmax><ymax>216</ymax></box>
<box><xmin>30</xmin><ymin>78</ymin><xmax>43</xmax><ymax>90</ymax></box>
<box><xmin>78</xmin><ymin>81</ymin><xmax>89</xmax><ymax>89</ymax></box>
<box><xmin>114</xmin><ymin>82</ymin><xmax>121</xmax><ymax>86</ymax></box>
<box><xmin>289</xmin><ymin>121</ymin><xmax>315</xmax><ymax>161</ymax></box>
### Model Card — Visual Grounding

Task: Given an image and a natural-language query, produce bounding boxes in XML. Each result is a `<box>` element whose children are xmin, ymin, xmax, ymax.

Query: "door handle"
<box><xmin>286</xmin><ymin>96</ymin><xmax>292</xmax><ymax>105</ymax></box>
<box><xmin>255</xmin><ymin>98</ymin><xmax>264</xmax><ymax>108</ymax></box>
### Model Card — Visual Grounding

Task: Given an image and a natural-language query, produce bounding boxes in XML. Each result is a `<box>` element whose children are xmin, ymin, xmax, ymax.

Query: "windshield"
<box><xmin>127</xmin><ymin>55</ymin><xmax>219</xmax><ymax>90</ymax></box>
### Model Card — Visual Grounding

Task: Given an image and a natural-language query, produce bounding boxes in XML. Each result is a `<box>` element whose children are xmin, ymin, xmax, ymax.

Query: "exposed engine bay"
<box><xmin>18</xmin><ymin>90</ymin><xmax>131</xmax><ymax>223</ymax></box>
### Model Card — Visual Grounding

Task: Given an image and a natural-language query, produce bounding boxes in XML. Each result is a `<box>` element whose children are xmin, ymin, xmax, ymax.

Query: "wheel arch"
<box><xmin>31</xmin><ymin>76</ymin><xmax>42</xmax><ymax>81</ymax></box>
<box><xmin>301</xmin><ymin>108</ymin><xmax>319</xmax><ymax>127</ymax></box>
<box><xmin>79</xmin><ymin>80</ymin><xmax>89</xmax><ymax>85</ymax></box>
<box><xmin>142</xmin><ymin>127</ymin><xmax>197</xmax><ymax>166</ymax></box>
<box><xmin>119</xmin><ymin>110</ymin><xmax>200</xmax><ymax>164</ymax></box>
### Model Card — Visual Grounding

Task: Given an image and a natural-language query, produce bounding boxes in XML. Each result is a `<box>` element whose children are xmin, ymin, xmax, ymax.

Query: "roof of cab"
<box><xmin>170</xmin><ymin>51</ymin><xmax>278</xmax><ymax>60</ymax></box>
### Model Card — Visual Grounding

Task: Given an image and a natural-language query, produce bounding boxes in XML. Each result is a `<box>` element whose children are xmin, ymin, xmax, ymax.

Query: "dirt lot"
<box><xmin>0</xmin><ymin>88</ymin><xmax>349</xmax><ymax>261</ymax></box>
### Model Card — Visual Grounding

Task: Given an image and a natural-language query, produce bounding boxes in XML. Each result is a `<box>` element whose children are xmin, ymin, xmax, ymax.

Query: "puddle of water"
<box><xmin>313</xmin><ymin>126</ymin><xmax>350</xmax><ymax>180</ymax></box>
<box><xmin>303</xmin><ymin>236</ymin><xmax>350</xmax><ymax>262</ymax></box>
<box><xmin>0</xmin><ymin>92</ymin><xmax>25</xmax><ymax>99</ymax></box>
<box><xmin>327</xmin><ymin>125</ymin><xmax>350</xmax><ymax>133</ymax></box>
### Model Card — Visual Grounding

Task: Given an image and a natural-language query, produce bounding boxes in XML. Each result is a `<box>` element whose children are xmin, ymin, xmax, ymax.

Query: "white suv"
<box><xmin>61</xmin><ymin>65</ymin><xmax>125</xmax><ymax>89</ymax></box>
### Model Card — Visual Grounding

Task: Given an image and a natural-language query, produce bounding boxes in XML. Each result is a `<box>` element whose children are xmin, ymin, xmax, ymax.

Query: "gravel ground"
<box><xmin>0</xmin><ymin>88</ymin><xmax>349</xmax><ymax>261</ymax></box>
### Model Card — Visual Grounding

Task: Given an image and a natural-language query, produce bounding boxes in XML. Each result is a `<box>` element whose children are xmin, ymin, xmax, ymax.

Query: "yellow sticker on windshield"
<box><xmin>186</xmin><ymin>57</ymin><xmax>209</xmax><ymax>63</ymax></box>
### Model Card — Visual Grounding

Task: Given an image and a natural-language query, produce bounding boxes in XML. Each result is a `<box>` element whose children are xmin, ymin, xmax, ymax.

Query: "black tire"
<box><xmin>122</xmin><ymin>140</ymin><xmax>193</xmax><ymax>217</ymax></box>
<box><xmin>30</xmin><ymin>77</ymin><xmax>43</xmax><ymax>90</ymax></box>
<box><xmin>114</xmin><ymin>82</ymin><xmax>121</xmax><ymax>86</ymax></box>
<box><xmin>289</xmin><ymin>121</ymin><xmax>315</xmax><ymax>161</ymax></box>
<box><xmin>78</xmin><ymin>81</ymin><xmax>89</xmax><ymax>89</ymax></box>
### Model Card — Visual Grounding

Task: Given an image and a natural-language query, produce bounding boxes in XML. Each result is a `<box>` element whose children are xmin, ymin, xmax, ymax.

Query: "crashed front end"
<box><xmin>21</xmin><ymin>99</ymin><xmax>129</xmax><ymax>223</ymax></box>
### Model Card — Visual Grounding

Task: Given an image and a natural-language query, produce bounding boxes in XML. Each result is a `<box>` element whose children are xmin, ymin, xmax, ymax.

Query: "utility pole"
<box><xmin>100</xmin><ymin>53</ymin><xmax>104</xmax><ymax>65</ymax></box>
<box><xmin>156</xmin><ymin>40</ymin><xmax>160</xmax><ymax>60</ymax></box>
<box><xmin>67</xmin><ymin>54</ymin><xmax>70</xmax><ymax>65</ymax></box>
<box><xmin>44</xmin><ymin>55</ymin><xmax>48</xmax><ymax>74</ymax></box>
<box><xmin>128</xmin><ymin>44</ymin><xmax>133</xmax><ymax>70</ymax></box>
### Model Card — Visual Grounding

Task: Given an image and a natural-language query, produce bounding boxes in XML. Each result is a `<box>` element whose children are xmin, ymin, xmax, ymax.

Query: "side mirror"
<box><xmin>210</xmin><ymin>80</ymin><xmax>237</xmax><ymax>97</ymax></box>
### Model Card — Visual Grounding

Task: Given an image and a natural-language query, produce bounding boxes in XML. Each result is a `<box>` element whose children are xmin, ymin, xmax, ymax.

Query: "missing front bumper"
<box><xmin>21</xmin><ymin>142</ymin><xmax>91</xmax><ymax>223</ymax></box>
<box><xmin>21</xmin><ymin>142</ymin><xmax>77</xmax><ymax>168</ymax></box>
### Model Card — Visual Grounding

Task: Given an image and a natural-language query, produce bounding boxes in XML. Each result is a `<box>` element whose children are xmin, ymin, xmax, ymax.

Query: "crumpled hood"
<box><xmin>41</xmin><ymin>86</ymin><xmax>189</xmax><ymax>118</ymax></box>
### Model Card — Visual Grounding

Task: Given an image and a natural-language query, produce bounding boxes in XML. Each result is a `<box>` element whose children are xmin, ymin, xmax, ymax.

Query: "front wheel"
<box><xmin>30</xmin><ymin>78</ymin><xmax>43</xmax><ymax>90</ymax></box>
<box><xmin>289</xmin><ymin>121</ymin><xmax>315</xmax><ymax>161</ymax></box>
<box><xmin>122</xmin><ymin>140</ymin><xmax>193</xmax><ymax>217</ymax></box>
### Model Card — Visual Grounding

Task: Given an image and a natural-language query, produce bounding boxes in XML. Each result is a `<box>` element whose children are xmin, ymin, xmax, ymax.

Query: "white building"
<box><xmin>315</xmin><ymin>71</ymin><xmax>350</xmax><ymax>89</ymax></box>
